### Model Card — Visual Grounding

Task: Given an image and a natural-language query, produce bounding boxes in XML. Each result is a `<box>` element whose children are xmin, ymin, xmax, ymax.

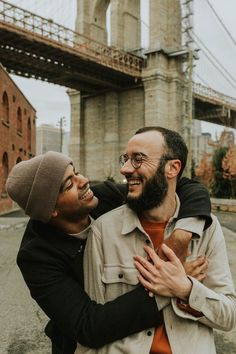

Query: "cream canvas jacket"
<box><xmin>76</xmin><ymin>196</ymin><xmax>236</xmax><ymax>354</ymax></box>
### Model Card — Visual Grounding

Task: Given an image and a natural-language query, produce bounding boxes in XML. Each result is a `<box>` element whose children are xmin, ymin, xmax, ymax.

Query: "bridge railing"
<box><xmin>193</xmin><ymin>82</ymin><xmax>236</xmax><ymax>110</ymax></box>
<box><xmin>0</xmin><ymin>0</ymin><xmax>143</xmax><ymax>76</ymax></box>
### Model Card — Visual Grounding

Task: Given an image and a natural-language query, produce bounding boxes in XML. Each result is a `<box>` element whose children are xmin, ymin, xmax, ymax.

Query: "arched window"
<box><xmin>2</xmin><ymin>91</ymin><xmax>9</xmax><ymax>123</ymax></box>
<box><xmin>16</xmin><ymin>157</ymin><xmax>22</xmax><ymax>164</ymax></box>
<box><xmin>27</xmin><ymin>117</ymin><xmax>31</xmax><ymax>150</ymax></box>
<box><xmin>17</xmin><ymin>107</ymin><xmax>22</xmax><ymax>133</ymax></box>
<box><xmin>1</xmin><ymin>152</ymin><xmax>9</xmax><ymax>195</ymax></box>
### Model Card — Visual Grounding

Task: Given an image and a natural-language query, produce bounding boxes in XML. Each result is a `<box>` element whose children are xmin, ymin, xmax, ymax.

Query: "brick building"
<box><xmin>0</xmin><ymin>64</ymin><xmax>36</xmax><ymax>214</ymax></box>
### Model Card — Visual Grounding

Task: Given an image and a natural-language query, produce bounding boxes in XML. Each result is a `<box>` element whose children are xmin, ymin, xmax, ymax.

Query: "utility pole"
<box><xmin>57</xmin><ymin>116</ymin><xmax>66</xmax><ymax>152</ymax></box>
<box><xmin>182</xmin><ymin>0</ymin><xmax>195</xmax><ymax>177</ymax></box>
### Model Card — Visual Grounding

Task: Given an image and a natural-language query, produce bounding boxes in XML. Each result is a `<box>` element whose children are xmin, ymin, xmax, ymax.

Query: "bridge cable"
<box><xmin>192</xmin><ymin>30</ymin><xmax>236</xmax><ymax>88</ymax></box>
<box><xmin>205</xmin><ymin>0</ymin><xmax>236</xmax><ymax>49</ymax></box>
<box><xmin>182</xmin><ymin>24</ymin><xmax>236</xmax><ymax>90</ymax></box>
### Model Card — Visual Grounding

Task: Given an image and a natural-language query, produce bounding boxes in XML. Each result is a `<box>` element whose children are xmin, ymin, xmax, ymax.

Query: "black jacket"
<box><xmin>17</xmin><ymin>178</ymin><xmax>211</xmax><ymax>354</ymax></box>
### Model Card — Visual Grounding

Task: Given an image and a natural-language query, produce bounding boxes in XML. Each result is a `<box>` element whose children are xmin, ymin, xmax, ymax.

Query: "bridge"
<box><xmin>0</xmin><ymin>0</ymin><xmax>236</xmax><ymax>129</ymax></box>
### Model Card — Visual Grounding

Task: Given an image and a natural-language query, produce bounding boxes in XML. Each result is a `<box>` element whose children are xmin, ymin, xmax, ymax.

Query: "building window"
<box><xmin>1</xmin><ymin>152</ymin><xmax>9</xmax><ymax>196</ymax></box>
<box><xmin>27</xmin><ymin>117</ymin><xmax>31</xmax><ymax>150</ymax></box>
<box><xmin>2</xmin><ymin>91</ymin><xmax>9</xmax><ymax>124</ymax></box>
<box><xmin>17</xmin><ymin>107</ymin><xmax>22</xmax><ymax>134</ymax></box>
<box><xmin>16</xmin><ymin>157</ymin><xmax>22</xmax><ymax>164</ymax></box>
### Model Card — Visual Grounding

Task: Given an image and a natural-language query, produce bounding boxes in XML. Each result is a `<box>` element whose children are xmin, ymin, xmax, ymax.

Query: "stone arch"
<box><xmin>91</xmin><ymin>0</ymin><xmax>110</xmax><ymax>43</ymax></box>
<box><xmin>2</xmin><ymin>91</ymin><xmax>9</xmax><ymax>123</ymax></box>
<box><xmin>1</xmin><ymin>152</ymin><xmax>9</xmax><ymax>195</ymax></box>
<box><xmin>17</xmin><ymin>106</ymin><xmax>22</xmax><ymax>133</ymax></box>
<box><xmin>75</xmin><ymin>0</ymin><xmax>141</xmax><ymax>48</ymax></box>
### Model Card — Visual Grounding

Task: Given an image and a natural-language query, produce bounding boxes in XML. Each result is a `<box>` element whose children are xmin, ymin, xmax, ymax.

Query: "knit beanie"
<box><xmin>6</xmin><ymin>151</ymin><xmax>73</xmax><ymax>223</ymax></box>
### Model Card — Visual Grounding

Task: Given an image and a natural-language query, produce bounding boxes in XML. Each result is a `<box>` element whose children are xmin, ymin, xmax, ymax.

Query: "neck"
<box><xmin>142</xmin><ymin>191</ymin><xmax>176</xmax><ymax>223</ymax></box>
<box><xmin>51</xmin><ymin>215</ymin><xmax>91</xmax><ymax>234</ymax></box>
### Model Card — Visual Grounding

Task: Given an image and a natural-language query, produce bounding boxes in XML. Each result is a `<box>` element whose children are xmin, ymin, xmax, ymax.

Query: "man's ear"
<box><xmin>166</xmin><ymin>159</ymin><xmax>181</xmax><ymax>178</ymax></box>
<box><xmin>51</xmin><ymin>209</ymin><xmax>58</xmax><ymax>218</ymax></box>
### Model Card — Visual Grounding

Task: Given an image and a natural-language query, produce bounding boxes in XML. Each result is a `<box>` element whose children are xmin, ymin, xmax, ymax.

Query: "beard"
<box><xmin>126</xmin><ymin>161</ymin><xmax>168</xmax><ymax>215</ymax></box>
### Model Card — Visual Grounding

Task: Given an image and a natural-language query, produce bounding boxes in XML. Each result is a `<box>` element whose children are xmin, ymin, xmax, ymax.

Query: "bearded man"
<box><xmin>79</xmin><ymin>126</ymin><xmax>236</xmax><ymax>354</ymax></box>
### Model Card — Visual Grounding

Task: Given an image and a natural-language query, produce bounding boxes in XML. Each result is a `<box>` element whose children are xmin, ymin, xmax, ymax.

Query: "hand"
<box><xmin>134</xmin><ymin>244</ymin><xmax>192</xmax><ymax>301</ymax></box>
<box><xmin>184</xmin><ymin>256</ymin><xmax>208</xmax><ymax>282</ymax></box>
<box><xmin>158</xmin><ymin>229</ymin><xmax>192</xmax><ymax>264</ymax></box>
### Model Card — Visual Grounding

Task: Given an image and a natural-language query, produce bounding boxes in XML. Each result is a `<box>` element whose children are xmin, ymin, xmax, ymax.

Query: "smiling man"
<box><xmin>6</xmin><ymin>149</ymin><xmax>212</xmax><ymax>354</ymax></box>
<box><xmin>82</xmin><ymin>126</ymin><xmax>236</xmax><ymax>354</ymax></box>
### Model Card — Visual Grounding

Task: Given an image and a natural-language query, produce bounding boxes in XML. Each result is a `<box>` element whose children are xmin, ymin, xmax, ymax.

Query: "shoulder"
<box><xmin>202</xmin><ymin>213</ymin><xmax>224</xmax><ymax>244</ymax></box>
<box><xmin>91</xmin><ymin>204</ymin><xmax>128</xmax><ymax>231</ymax></box>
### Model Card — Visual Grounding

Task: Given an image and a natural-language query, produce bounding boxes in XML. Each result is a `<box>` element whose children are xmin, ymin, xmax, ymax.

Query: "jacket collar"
<box><xmin>121</xmin><ymin>194</ymin><xmax>180</xmax><ymax>236</ymax></box>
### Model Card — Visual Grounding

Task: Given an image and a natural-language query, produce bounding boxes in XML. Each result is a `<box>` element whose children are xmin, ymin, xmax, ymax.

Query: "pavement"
<box><xmin>0</xmin><ymin>215</ymin><xmax>236</xmax><ymax>354</ymax></box>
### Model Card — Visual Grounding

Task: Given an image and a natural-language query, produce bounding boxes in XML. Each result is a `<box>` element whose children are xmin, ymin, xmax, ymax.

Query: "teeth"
<box><xmin>80</xmin><ymin>189</ymin><xmax>91</xmax><ymax>200</ymax></box>
<box><xmin>128</xmin><ymin>179</ymin><xmax>141</xmax><ymax>185</ymax></box>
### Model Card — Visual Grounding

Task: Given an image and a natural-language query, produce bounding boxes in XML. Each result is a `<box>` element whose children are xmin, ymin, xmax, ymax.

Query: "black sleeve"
<box><xmin>90</xmin><ymin>181</ymin><xmax>127</xmax><ymax>219</ymax></box>
<box><xmin>176</xmin><ymin>177</ymin><xmax>212</xmax><ymax>229</ymax></box>
<box><xmin>17</xmin><ymin>245</ymin><xmax>163</xmax><ymax>349</ymax></box>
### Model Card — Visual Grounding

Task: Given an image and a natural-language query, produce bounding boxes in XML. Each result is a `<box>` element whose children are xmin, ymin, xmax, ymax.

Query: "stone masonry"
<box><xmin>68</xmin><ymin>0</ymin><xmax>184</xmax><ymax>182</ymax></box>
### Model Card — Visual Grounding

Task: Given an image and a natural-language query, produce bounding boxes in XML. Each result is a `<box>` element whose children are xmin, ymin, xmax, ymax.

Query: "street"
<box><xmin>0</xmin><ymin>211</ymin><xmax>236</xmax><ymax>354</ymax></box>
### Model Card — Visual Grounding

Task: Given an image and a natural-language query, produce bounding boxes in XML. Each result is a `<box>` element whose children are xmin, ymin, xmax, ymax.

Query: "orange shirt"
<box><xmin>140</xmin><ymin>219</ymin><xmax>172</xmax><ymax>354</ymax></box>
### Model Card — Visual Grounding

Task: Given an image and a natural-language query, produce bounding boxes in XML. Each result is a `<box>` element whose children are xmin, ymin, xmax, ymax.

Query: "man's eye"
<box><xmin>64</xmin><ymin>180</ymin><xmax>73</xmax><ymax>191</ymax></box>
<box><xmin>134</xmin><ymin>156</ymin><xmax>142</xmax><ymax>163</ymax></box>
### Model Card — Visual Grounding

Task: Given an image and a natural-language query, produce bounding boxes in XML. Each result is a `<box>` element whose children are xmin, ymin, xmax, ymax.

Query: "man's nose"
<box><xmin>75</xmin><ymin>173</ymin><xmax>89</xmax><ymax>188</ymax></box>
<box><xmin>120</xmin><ymin>158</ymin><xmax>135</xmax><ymax>175</ymax></box>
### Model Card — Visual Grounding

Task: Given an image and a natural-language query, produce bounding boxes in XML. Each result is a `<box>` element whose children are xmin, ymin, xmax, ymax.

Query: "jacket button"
<box><xmin>147</xmin><ymin>330</ymin><xmax>152</xmax><ymax>336</ymax></box>
<box><xmin>118</xmin><ymin>273</ymin><xmax>123</xmax><ymax>279</ymax></box>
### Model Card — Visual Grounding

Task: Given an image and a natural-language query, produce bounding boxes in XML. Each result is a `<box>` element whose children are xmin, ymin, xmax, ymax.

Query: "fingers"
<box><xmin>157</xmin><ymin>243</ymin><xmax>181</xmax><ymax>264</ymax></box>
<box><xmin>185</xmin><ymin>256</ymin><xmax>208</xmax><ymax>281</ymax></box>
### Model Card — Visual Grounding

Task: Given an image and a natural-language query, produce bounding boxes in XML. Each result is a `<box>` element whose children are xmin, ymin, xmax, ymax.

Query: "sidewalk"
<box><xmin>0</xmin><ymin>219</ymin><xmax>50</xmax><ymax>354</ymax></box>
<box><xmin>0</xmin><ymin>219</ymin><xmax>236</xmax><ymax>354</ymax></box>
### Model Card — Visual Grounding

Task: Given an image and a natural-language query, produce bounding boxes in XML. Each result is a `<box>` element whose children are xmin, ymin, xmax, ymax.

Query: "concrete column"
<box><xmin>110</xmin><ymin>0</ymin><xmax>141</xmax><ymax>50</ymax></box>
<box><xmin>103</xmin><ymin>92</ymin><xmax>119</xmax><ymax>181</ymax></box>
<box><xmin>149</xmin><ymin>0</ymin><xmax>181</xmax><ymax>51</ymax></box>
<box><xmin>67</xmin><ymin>89</ymin><xmax>83</xmax><ymax>171</ymax></box>
<box><xmin>142</xmin><ymin>51</ymin><xmax>183</xmax><ymax>131</ymax></box>
<box><xmin>83</xmin><ymin>95</ymin><xmax>105</xmax><ymax>181</ymax></box>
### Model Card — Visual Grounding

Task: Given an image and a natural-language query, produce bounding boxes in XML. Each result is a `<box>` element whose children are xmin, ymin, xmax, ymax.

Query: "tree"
<box><xmin>195</xmin><ymin>153</ymin><xmax>214</xmax><ymax>190</ymax></box>
<box><xmin>222</xmin><ymin>144</ymin><xmax>236</xmax><ymax>198</ymax></box>
<box><xmin>211</xmin><ymin>147</ymin><xmax>232</xmax><ymax>198</ymax></box>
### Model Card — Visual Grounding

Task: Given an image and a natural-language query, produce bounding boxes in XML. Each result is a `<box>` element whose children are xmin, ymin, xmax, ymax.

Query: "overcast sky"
<box><xmin>8</xmin><ymin>0</ymin><xmax>236</xmax><ymax>139</ymax></box>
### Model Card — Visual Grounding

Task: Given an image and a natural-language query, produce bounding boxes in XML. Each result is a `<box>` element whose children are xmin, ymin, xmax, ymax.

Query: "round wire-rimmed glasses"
<box><xmin>119</xmin><ymin>152</ymin><xmax>174</xmax><ymax>169</ymax></box>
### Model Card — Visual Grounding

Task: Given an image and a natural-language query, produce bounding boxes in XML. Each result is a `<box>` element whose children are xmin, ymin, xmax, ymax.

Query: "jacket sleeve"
<box><xmin>171</xmin><ymin>217</ymin><xmax>236</xmax><ymax>331</ymax></box>
<box><xmin>176</xmin><ymin>177</ymin><xmax>212</xmax><ymax>229</ymax></box>
<box><xmin>17</xmin><ymin>239</ymin><xmax>163</xmax><ymax>348</ymax></box>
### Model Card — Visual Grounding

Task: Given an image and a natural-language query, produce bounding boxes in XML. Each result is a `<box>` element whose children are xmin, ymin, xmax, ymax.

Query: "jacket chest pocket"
<box><xmin>102</xmin><ymin>265</ymin><xmax>139</xmax><ymax>302</ymax></box>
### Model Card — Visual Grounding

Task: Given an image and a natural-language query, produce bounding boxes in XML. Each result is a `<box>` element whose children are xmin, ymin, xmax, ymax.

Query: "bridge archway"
<box><xmin>76</xmin><ymin>0</ymin><xmax>141</xmax><ymax>49</ymax></box>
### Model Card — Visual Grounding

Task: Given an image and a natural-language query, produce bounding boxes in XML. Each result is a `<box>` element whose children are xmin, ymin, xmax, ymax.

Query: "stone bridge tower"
<box><xmin>68</xmin><ymin>0</ymin><xmax>184</xmax><ymax>182</ymax></box>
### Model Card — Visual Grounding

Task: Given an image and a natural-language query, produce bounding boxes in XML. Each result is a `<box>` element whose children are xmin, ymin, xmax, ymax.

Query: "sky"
<box><xmin>6</xmin><ymin>0</ymin><xmax>236</xmax><ymax>139</ymax></box>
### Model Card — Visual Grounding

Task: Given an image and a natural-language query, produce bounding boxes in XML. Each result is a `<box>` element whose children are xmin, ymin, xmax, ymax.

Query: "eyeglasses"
<box><xmin>119</xmin><ymin>152</ymin><xmax>174</xmax><ymax>169</ymax></box>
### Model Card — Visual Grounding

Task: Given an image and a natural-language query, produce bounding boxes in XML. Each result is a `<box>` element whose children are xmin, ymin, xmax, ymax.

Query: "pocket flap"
<box><xmin>102</xmin><ymin>265</ymin><xmax>139</xmax><ymax>285</ymax></box>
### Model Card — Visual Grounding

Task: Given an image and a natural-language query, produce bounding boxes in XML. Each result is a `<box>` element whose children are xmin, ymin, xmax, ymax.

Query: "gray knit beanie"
<box><xmin>6</xmin><ymin>151</ymin><xmax>73</xmax><ymax>223</ymax></box>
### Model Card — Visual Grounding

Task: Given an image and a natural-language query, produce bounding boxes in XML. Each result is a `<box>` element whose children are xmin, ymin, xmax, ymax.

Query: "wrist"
<box><xmin>177</xmin><ymin>277</ymin><xmax>192</xmax><ymax>301</ymax></box>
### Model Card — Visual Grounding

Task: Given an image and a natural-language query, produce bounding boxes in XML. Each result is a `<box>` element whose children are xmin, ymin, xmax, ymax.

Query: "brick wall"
<box><xmin>0</xmin><ymin>64</ymin><xmax>36</xmax><ymax>213</ymax></box>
